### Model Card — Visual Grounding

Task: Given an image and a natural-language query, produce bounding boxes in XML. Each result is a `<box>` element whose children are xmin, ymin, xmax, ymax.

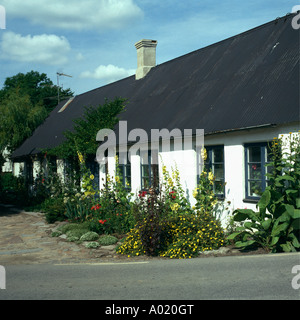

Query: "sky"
<box><xmin>0</xmin><ymin>0</ymin><xmax>298</xmax><ymax>96</ymax></box>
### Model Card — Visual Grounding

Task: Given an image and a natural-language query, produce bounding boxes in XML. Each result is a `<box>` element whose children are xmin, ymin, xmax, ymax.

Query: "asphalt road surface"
<box><xmin>0</xmin><ymin>252</ymin><xmax>299</xmax><ymax>301</ymax></box>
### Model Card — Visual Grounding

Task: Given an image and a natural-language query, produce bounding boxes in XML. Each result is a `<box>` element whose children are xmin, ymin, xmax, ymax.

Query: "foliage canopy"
<box><xmin>47</xmin><ymin>97</ymin><xmax>126</xmax><ymax>160</ymax></box>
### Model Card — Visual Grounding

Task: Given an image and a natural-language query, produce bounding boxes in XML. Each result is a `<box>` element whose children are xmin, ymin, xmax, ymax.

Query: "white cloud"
<box><xmin>0</xmin><ymin>32</ymin><xmax>71</xmax><ymax>65</ymax></box>
<box><xmin>2</xmin><ymin>0</ymin><xmax>143</xmax><ymax>31</ymax></box>
<box><xmin>80</xmin><ymin>64</ymin><xmax>135</xmax><ymax>83</ymax></box>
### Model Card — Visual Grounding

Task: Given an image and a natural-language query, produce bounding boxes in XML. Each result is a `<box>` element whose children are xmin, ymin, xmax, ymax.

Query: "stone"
<box><xmin>100</xmin><ymin>245</ymin><xmax>116</xmax><ymax>251</ymax></box>
<box><xmin>200</xmin><ymin>247</ymin><xmax>231</xmax><ymax>256</ymax></box>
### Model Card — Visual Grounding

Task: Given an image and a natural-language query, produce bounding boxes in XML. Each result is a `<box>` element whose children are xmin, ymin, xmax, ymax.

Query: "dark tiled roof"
<box><xmin>12</xmin><ymin>13</ymin><xmax>299</xmax><ymax>159</ymax></box>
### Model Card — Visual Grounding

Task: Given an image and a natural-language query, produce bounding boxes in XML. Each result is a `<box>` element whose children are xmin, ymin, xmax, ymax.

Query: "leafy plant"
<box><xmin>162</xmin><ymin>211</ymin><xmax>225</xmax><ymax>258</ymax></box>
<box><xmin>47</xmin><ymin>98</ymin><xmax>126</xmax><ymax>159</ymax></box>
<box><xmin>99</xmin><ymin>235</ymin><xmax>118</xmax><ymax>246</ymax></box>
<box><xmin>132</xmin><ymin>187</ymin><xmax>170</xmax><ymax>256</ymax></box>
<box><xmin>161</xmin><ymin>164</ymin><xmax>192</xmax><ymax>216</ymax></box>
<box><xmin>80</xmin><ymin>231</ymin><xmax>99</xmax><ymax>241</ymax></box>
<box><xmin>193</xmin><ymin>169</ymin><xmax>218</xmax><ymax>215</ymax></box>
<box><xmin>66</xmin><ymin>227</ymin><xmax>89</xmax><ymax>239</ymax></box>
<box><xmin>84</xmin><ymin>242</ymin><xmax>100</xmax><ymax>248</ymax></box>
<box><xmin>42</xmin><ymin>197</ymin><xmax>66</xmax><ymax>223</ymax></box>
<box><xmin>64</xmin><ymin>196</ymin><xmax>93</xmax><ymax>222</ymax></box>
<box><xmin>117</xmin><ymin>211</ymin><xmax>225</xmax><ymax>259</ymax></box>
<box><xmin>227</xmin><ymin>133</ymin><xmax>300</xmax><ymax>252</ymax></box>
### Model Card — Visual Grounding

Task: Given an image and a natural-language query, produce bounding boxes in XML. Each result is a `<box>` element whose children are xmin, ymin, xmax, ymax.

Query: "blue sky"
<box><xmin>0</xmin><ymin>0</ymin><xmax>298</xmax><ymax>96</ymax></box>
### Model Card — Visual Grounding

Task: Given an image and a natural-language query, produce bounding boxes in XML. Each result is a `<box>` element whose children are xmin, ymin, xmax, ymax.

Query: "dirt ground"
<box><xmin>0</xmin><ymin>204</ymin><xmax>267</xmax><ymax>265</ymax></box>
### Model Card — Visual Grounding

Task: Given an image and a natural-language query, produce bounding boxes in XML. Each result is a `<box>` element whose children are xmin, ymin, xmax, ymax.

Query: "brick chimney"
<box><xmin>135</xmin><ymin>39</ymin><xmax>157</xmax><ymax>80</ymax></box>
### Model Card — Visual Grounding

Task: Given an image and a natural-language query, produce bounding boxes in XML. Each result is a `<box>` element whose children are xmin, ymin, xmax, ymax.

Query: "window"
<box><xmin>116</xmin><ymin>152</ymin><xmax>131</xmax><ymax>190</ymax></box>
<box><xmin>141</xmin><ymin>150</ymin><xmax>159</xmax><ymax>190</ymax></box>
<box><xmin>25</xmin><ymin>159</ymin><xmax>33</xmax><ymax>185</ymax></box>
<box><xmin>203</xmin><ymin>146</ymin><xmax>225</xmax><ymax>197</ymax></box>
<box><xmin>86</xmin><ymin>156</ymin><xmax>99</xmax><ymax>190</ymax></box>
<box><xmin>245</xmin><ymin>143</ymin><xmax>272</xmax><ymax>199</ymax></box>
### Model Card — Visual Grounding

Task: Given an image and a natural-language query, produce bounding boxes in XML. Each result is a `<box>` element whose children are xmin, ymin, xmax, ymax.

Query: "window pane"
<box><xmin>142</xmin><ymin>178</ymin><xmax>149</xmax><ymax>189</ymax></box>
<box><xmin>118</xmin><ymin>165</ymin><xmax>124</xmax><ymax>177</ymax></box>
<box><xmin>214</xmin><ymin>180</ymin><xmax>224</xmax><ymax>194</ymax></box>
<box><xmin>248</xmin><ymin>146</ymin><xmax>261</xmax><ymax>162</ymax></box>
<box><xmin>141</xmin><ymin>151</ymin><xmax>149</xmax><ymax>165</ymax></box>
<box><xmin>151</xmin><ymin>164</ymin><xmax>159</xmax><ymax>188</ymax></box>
<box><xmin>248</xmin><ymin>181</ymin><xmax>262</xmax><ymax>196</ymax></box>
<box><xmin>213</xmin><ymin>148</ymin><xmax>224</xmax><ymax>163</ymax></box>
<box><xmin>266</xmin><ymin>164</ymin><xmax>273</xmax><ymax>176</ymax></box>
<box><xmin>214</xmin><ymin>164</ymin><xmax>224</xmax><ymax>180</ymax></box>
<box><xmin>249</xmin><ymin>164</ymin><xmax>262</xmax><ymax>180</ymax></box>
<box><xmin>266</xmin><ymin>145</ymin><xmax>273</xmax><ymax>162</ymax></box>
<box><xmin>126</xmin><ymin>165</ymin><xmax>131</xmax><ymax>177</ymax></box>
<box><xmin>142</xmin><ymin>165</ymin><xmax>149</xmax><ymax>178</ymax></box>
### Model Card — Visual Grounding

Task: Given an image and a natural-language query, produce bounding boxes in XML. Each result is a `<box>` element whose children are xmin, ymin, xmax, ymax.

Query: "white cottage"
<box><xmin>12</xmin><ymin>14</ymin><xmax>300</xmax><ymax>224</ymax></box>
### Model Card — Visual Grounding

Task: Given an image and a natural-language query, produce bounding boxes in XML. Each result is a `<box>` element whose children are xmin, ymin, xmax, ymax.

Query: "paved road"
<box><xmin>1</xmin><ymin>252</ymin><xmax>299</xmax><ymax>300</ymax></box>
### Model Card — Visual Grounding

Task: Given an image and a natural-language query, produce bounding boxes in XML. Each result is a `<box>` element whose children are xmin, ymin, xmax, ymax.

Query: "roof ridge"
<box><xmin>155</xmin><ymin>12</ymin><xmax>294</xmax><ymax>68</ymax></box>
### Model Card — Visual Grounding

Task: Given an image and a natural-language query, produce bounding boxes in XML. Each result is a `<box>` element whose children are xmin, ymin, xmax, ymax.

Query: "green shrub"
<box><xmin>67</xmin><ymin>235</ymin><xmax>80</xmax><ymax>242</ymax></box>
<box><xmin>0</xmin><ymin>173</ymin><xmax>27</xmax><ymax>204</ymax></box>
<box><xmin>80</xmin><ymin>231</ymin><xmax>99</xmax><ymax>241</ymax></box>
<box><xmin>116</xmin><ymin>226</ymin><xmax>144</xmax><ymax>256</ymax></box>
<box><xmin>117</xmin><ymin>211</ymin><xmax>225</xmax><ymax>258</ymax></box>
<box><xmin>227</xmin><ymin>133</ymin><xmax>300</xmax><ymax>253</ymax></box>
<box><xmin>51</xmin><ymin>231</ymin><xmax>62</xmax><ymax>237</ymax></box>
<box><xmin>64</xmin><ymin>195</ymin><xmax>92</xmax><ymax>222</ymax></box>
<box><xmin>42</xmin><ymin>197</ymin><xmax>66</xmax><ymax>223</ymax></box>
<box><xmin>132</xmin><ymin>188</ymin><xmax>170</xmax><ymax>256</ymax></box>
<box><xmin>99</xmin><ymin>235</ymin><xmax>118</xmax><ymax>246</ymax></box>
<box><xmin>66</xmin><ymin>228</ymin><xmax>89</xmax><ymax>239</ymax></box>
<box><xmin>57</xmin><ymin>222</ymin><xmax>90</xmax><ymax>234</ymax></box>
<box><xmin>162</xmin><ymin>211</ymin><xmax>225</xmax><ymax>258</ymax></box>
<box><xmin>84</xmin><ymin>241</ymin><xmax>100</xmax><ymax>248</ymax></box>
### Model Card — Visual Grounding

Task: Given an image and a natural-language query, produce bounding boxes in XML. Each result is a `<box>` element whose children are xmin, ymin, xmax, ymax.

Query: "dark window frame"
<box><xmin>244</xmin><ymin>142</ymin><xmax>272</xmax><ymax>200</ymax></box>
<box><xmin>116</xmin><ymin>152</ymin><xmax>131</xmax><ymax>190</ymax></box>
<box><xmin>140</xmin><ymin>150</ymin><xmax>159</xmax><ymax>191</ymax></box>
<box><xmin>201</xmin><ymin>145</ymin><xmax>225</xmax><ymax>198</ymax></box>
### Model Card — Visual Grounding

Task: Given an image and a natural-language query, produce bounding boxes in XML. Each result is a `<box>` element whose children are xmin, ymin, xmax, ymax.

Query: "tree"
<box><xmin>0</xmin><ymin>71</ymin><xmax>74</xmax><ymax>171</ymax></box>
<box><xmin>0</xmin><ymin>89</ymin><xmax>47</xmax><ymax>155</ymax></box>
<box><xmin>48</xmin><ymin>97</ymin><xmax>126</xmax><ymax>161</ymax></box>
<box><xmin>0</xmin><ymin>71</ymin><xmax>73</xmax><ymax>114</ymax></box>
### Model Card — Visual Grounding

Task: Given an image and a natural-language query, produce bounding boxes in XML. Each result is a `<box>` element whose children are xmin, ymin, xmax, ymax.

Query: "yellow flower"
<box><xmin>90</xmin><ymin>174</ymin><xmax>94</xmax><ymax>180</ymax></box>
<box><xmin>168</xmin><ymin>177</ymin><xmax>174</xmax><ymax>187</ymax></box>
<box><xmin>77</xmin><ymin>151</ymin><xmax>84</xmax><ymax>164</ymax></box>
<box><xmin>193</xmin><ymin>188</ymin><xmax>198</xmax><ymax>198</ymax></box>
<box><xmin>208</xmin><ymin>171</ymin><xmax>214</xmax><ymax>182</ymax></box>
<box><xmin>201</xmin><ymin>148</ymin><xmax>207</xmax><ymax>161</ymax></box>
<box><xmin>170</xmin><ymin>203</ymin><xmax>180</xmax><ymax>211</ymax></box>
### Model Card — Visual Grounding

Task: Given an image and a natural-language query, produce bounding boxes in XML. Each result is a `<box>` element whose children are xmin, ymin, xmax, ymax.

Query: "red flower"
<box><xmin>99</xmin><ymin>219</ymin><xmax>107</xmax><ymax>225</ymax></box>
<box><xmin>139</xmin><ymin>191</ymin><xmax>147</xmax><ymax>198</ymax></box>
<box><xmin>169</xmin><ymin>190</ymin><xmax>176</xmax><ymax>199</ymax></box>
<box><xmin>91</xmin><ymin>204</ymin><xmax>101</xmax><ymax>211</ymax></box>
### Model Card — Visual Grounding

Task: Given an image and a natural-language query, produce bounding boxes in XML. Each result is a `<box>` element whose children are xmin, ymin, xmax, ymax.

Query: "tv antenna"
<box><xmin>57</xmin><ymin>72</ymin><xmax>72</xmax><ymax>104</ymax></box>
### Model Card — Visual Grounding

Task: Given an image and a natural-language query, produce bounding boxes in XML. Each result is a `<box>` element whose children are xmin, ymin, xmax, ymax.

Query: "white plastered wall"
<box><xmin>98</xmin><ymin>122</ymin><xmax>299</xmax><ymax>227</ymax></box>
